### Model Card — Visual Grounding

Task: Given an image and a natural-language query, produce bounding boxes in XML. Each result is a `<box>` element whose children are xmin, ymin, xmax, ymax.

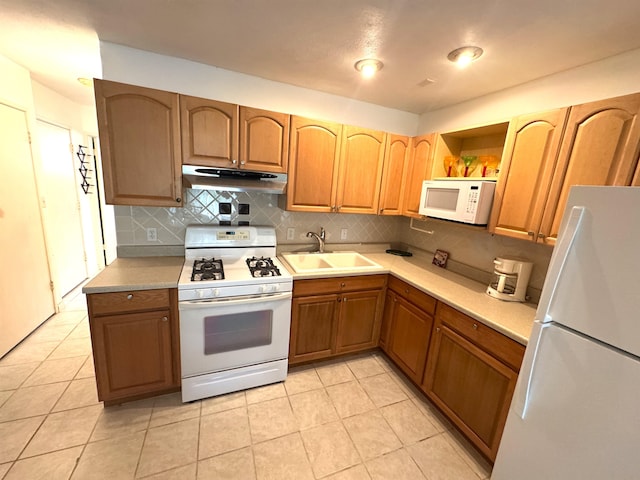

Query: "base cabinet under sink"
<box><xmin>288</xmin><ymin>275</ymin><xmax>386</xmax><ymax>365</ymax></box>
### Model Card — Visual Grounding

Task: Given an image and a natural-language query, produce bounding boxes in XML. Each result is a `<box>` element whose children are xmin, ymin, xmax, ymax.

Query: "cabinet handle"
<box><xmin>538</xmin><ymin>233</ymin><xmax>546</xmax><ymax>239</ymax></box>
<box><xmin>127</xmin><ymin>294</ymin><xmax>133</xmax><ymax>300</ymax></box>
<box><xmin>232</xmin><ymin>159</ymin><xmax>238</xmax><ymax>164</ymax></box>
<box><xmin>161</xmin><ymin>316</ymin><xmax>168</xmax><ymax>322</ymax></box>
<box><xmin>379</xmin><ymin>208</ymin><xmax>384</xmax><ymax>214</ymax></box>
<box><xmin>343</xmin><ymin>297</ymin><xmax>348</xmax><ymax>302</ymax></box>
<box><xmin>176</xmin><ymin>197</ymin><xmax>181</xmax><ymax>203</ymax></box>
<box><xmin>527</xmin><ymin>231</ymin><xmax>535</xmax><ymax>237</ymax></box>
<box><xmin>341</xmin><ymin>282</ymin><xmax>346</xmax><ymax>287</ymax></box>
<box><xmin>337</xmin><ymin>297</ymin><xmax>342</xmax><ymax>303</ymax></box>
<box><xmin>473</xmin><ymin>323</ymin><xmax>478</xmax><ymax>330</ymax></box>
<box><xmin>404</xmin><ymin>289</ymin><xmax>409</xmax><ymax>294</ymax></box>
<box><xmin>240</xmin><ymin>161</ymin><xmax>246</xmax><ymax>165</ymax></box>
<box><xmin>331</xmin><ymin>205</ymin><xmax>336</xmax><ymax>212</ymax></box>
<box><xmin>436</xmin><ymin>327</ymin><xmax>440</xmax><ymax>333</ymax></box>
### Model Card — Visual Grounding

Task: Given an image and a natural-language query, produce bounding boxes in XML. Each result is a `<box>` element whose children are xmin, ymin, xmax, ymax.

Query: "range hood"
<box><xmin>182</xmin><ymin>165</ymin><xmax>287</xmax><ymax>194</ymax></box>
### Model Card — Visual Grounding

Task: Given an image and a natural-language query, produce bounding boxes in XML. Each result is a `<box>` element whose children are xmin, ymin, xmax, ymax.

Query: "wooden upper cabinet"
<box><xmin>489</xmin><ymin>108</ymin><xmax>569</xmax><ymax>242</ymax></box>
<box><xmin>286</xmin><ymin>116</ymin><xmax>342</xmax><ymax>212</ymax></box>
<box><xmin>239</xmin><ymin>107</ymin><xmax>290</xmax><ymax>173</ymax></box>
<box><xmin>403</xmin><ymin>133</ymin><xmax>435</xmax><ymax>217</ymax></box>
<box><xmin>541</xmin><ymin>93</ymin><xmax>640</xmax><ymax>244</ymax></box>
<box><xmin>181</xmin><ymin>96</ymin><xmax>238</xmax><ymax>168</ymax></box>
<box><xmin>335</xmin><ymin>126</ymin><xmax>387</xmax><ymax>214</ymax></box>
<box><xmin>378</xmin><ymin>135</ymin><xmax>411</xmax><ymax>215</ymax></box>
<box><xmin>94</xmin><ymin>79</ymin><xmax>182</xmax><ymax>206</ymax></box>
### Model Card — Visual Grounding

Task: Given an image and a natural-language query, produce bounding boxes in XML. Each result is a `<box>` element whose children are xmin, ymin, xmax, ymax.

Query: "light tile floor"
<box><xmin>0</xmin><ymin>290</ymin><xmax>492</xmax><ymax>480</ymax></box>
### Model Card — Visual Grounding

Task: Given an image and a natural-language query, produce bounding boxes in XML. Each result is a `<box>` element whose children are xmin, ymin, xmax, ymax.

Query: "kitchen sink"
<box><xmin>282</xmin><ymin>252</ymin><xmax>382</xmax><ymax>273</ymax></box>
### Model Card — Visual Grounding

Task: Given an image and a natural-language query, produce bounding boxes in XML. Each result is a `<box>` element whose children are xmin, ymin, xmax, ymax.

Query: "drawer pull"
<box><xmin>127</xmin><ymin>294</ymin><xmax>133</xmax><ymax>300</ymax></box>
<box><xmin>341</xmin><ymin>282</ymin><xmax>346</xmax><ymax>287</ymax></box>
<box><xmin>436</xmin><ymin>327</ymin><xmax>440</xmax><ymax>333</ymax></box>
<box><xmin>473</xmin><ymin>323</ymin><xmax>478</xmax><ymax>330</ymax></box>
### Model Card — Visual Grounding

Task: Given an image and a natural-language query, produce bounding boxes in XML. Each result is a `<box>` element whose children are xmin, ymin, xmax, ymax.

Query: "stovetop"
<box><xmin>178</xmin><ymin>225</ymin><xmax>292</xmax><ymax>301</ymax></box>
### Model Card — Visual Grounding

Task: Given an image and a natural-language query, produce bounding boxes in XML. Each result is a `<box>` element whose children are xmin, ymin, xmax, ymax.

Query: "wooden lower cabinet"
<box><xmin>382</xmin><ymin>277</ymin><xmax>436</xmax><ymax>384</ymax></box>
<box><xmin>87</xmin><ymin>288</ymin><xmax>180</xmax><ymax>404</ymax></box>
<box><xmin>422</xmin><ymin>303</ymin><xmax>525</xmax><ymax>461</ymax></box>
<box><xmin>289</xmin><ymin>275</ymin><xmax>386</xmax><ymax>365</ymax></box>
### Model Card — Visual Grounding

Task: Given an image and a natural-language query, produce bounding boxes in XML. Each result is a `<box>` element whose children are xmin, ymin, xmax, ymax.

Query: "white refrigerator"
<box><xmin>492</xmin><ymin>186</ymin><xmax>640</xmax><ymax>480</ymax></box>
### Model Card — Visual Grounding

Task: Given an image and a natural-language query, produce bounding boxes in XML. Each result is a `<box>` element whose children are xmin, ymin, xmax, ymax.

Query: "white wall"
<box><xmin>99</xmin><ymin>42</ymin><xmax>419</xmax><ymax>136</ymax></box>
<box><xmin>0</xmin><ymin>55</ymin><xmax>36</xmax><ymax>109</ymax></box>
<box><xmin>31</xmin><ymin>81</ymin><xmax>98</xmax><ymax>135</ymax></box>
<box><xmin>418</xmin><ymin>48</ymin><xmax>640</xmax><ymax>133</ymax></box>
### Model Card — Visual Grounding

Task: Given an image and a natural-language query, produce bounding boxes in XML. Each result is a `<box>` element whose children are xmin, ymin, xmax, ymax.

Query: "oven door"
<box><xmin>179</xmin><ymin>292</ymin><xmax>292</xmax><ymax>378</ymax></box>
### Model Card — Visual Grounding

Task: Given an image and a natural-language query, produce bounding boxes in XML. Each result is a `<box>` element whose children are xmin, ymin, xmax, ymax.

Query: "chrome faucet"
<box><xmin>306</xmin><ymin>227</ymin><xmax>326</xmax><ymax>253</ymax></box>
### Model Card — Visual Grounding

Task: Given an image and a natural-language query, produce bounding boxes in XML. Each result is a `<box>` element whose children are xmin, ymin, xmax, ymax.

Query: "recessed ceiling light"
<box><xmin>77</xmin><ymin>77</ymin><xmax>93</xmax><ymax>87</ymax></box>
<box><xmin>354</xmin><ymin>58</ymin><xmax>383</xmax><ymax>78</ymax></box>
<box><xmin>447</xmin><ymin>46</ymin><xmax>483</xmax><ymax>68</ymax></box>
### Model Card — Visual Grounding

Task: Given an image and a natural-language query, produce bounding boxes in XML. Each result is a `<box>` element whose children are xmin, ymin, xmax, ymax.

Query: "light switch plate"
<box><xmin>341</xmin><ymin>228</ymin><xmax>348</xmax><ymax>240</ymax></box>
<box><xmin>287</xmin><ymin>228</ymin><xmax>295</xmax><ymax>240</ymax></box>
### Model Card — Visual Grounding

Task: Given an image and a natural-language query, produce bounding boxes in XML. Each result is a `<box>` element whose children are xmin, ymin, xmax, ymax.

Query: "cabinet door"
<box><xmin>286</xmin><ymin>116</ymin><xmax>342</xmax><ymax>212</ymax></box>
<box><xmin>386</xmin><ymin>295</ymin><xmax>433</xmax><ymax>383</ymax></box>
<box><xmin>423</xmin><ymin>321</ymin><xmax>518</xmax><ymax>461</ymax></box>
<box><xmin>94</xmin><ymin>80</ymin><xmax>182</xmax><ymax>206</ymax></box>
<box><xmin>180</xmin><ymin>95</ymin><xmax>238</xmax><ymax>168</ymax></box>
<box><xmin>489</xmin><ymin>108</ymin><xmax>568</xmax><ymax>242</ymax></box>
<box><xmin>289</xmin><ymin>294</ymin><xmax>340</xmax><ymax>364</ymax></box>
<box><xmin>336</xmin><ymin>289</ymin><xmax>384</xmax><ymax>354</ymax></box>
<box><xmin>378</xmin><ymin>134</ymin><xmax>410</xmax><ymax>215</ymax></box>
<box><xmin>239</xmin><ymin>107</ymin><xmax>290</xmax><ymax>173</ymax></box>
<box><xmin>379</xmin><ymin>291</ymin><xmax>395</xmax><ymax>352</ymax></box>
<box><xmin>91</xmin><ymin>309</ymin><xmax>175</xmax><ymax>402</ymax></box>
<box><xmin>335</xmin><ymin>126</ymin><xmax>386</xmax><ymax>214</ymax></box>
<box><xmin>540</xmin><ymin>93</ymin><xmax>640</xmax><ymax>245</ymax></box>
<box><xmin>403</xmin><ymin>133</ymin><xmax>435</xmax><ymax>217</ymax></box>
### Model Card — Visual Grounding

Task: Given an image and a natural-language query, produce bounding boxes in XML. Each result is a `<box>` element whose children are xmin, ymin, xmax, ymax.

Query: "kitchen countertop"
<box><xmin>82</xmin><ymin>251</ymin><xmax>535</xmax><ymax>345</ymax></box>
<box><xmin>82</xmin><ymin>256</ymin><xmax>184</xmax><ymax>294</ymax></box>
<box><xmin>280</xmin><ymin>250</ymin><xmax>536</xmax><ymax>345</ymax></box>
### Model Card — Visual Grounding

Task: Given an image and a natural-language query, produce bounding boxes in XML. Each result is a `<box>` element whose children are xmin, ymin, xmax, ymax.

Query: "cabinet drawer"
<box><xmin>88</xmin><ymin>289</ymin><xmax>171</xmax><ymax>316</ymax></box>
<box><xmin>436</xmin><ymin>302</ymin><xmax>525</xmax><ymax>371</ymax></box>
<box><xmin>293</xmin><ymin>274</ymin><xmax>387</xmax><ymax>297</ymax></box>
<box><xmin>388</xmin><ymin>276</ymin><xmax>436</xmax><ymax>315</ymax></box>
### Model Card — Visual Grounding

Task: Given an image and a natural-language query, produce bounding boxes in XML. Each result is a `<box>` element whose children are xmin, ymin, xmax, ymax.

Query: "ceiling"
<box><xmin>2</xmin><ymin>0</ymin><xmax>640</xmax><ymax>114</ymax></box>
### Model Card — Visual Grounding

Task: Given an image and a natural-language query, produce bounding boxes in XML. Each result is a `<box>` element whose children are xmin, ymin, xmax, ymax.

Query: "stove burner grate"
<box><xmin>191</xmin><ymin>257</ymin><xmax>225</xmax><ymax>281</ymax></box>
<box><xmin>246</xmin><ymin>256</ymin><xmax>281</xmax><ymax>277</ymax></box>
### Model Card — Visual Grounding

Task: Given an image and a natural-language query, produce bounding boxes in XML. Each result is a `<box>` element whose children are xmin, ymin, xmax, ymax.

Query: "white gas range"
<box><xmin>177</xmin><ymin>225</ymin><xmax>293</xmax><ymax>402</ymax></box>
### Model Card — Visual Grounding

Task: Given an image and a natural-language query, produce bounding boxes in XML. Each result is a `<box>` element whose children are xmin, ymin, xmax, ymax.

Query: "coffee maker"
<box><xmin>486</xmin><ymin>256</ymin><xmax>533</xmax><ymax>302</ymax></box>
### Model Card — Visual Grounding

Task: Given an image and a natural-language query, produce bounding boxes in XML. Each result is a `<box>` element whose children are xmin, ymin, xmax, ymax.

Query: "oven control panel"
<box><xmin>216</xmin><ymin>230</ymin><xmax>250</xmax><ymax>241</ymax></box>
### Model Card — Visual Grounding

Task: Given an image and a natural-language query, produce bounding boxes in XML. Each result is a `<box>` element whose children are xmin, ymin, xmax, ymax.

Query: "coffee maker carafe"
<box><xmin>486</xmin><ymin>256</ymin><xmax>533</xmax><ymax>302</ymax></box>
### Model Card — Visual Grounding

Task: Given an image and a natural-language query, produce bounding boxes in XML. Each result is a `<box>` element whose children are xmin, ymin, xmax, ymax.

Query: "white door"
<box><xmin>0</xmin><ymin>103</ymin><xmax>55</xmax><ymax>357</ymax></box>
<box><xmin>492</xmin><ymin>322</ymin><xmax>640</xmax><ymax>480</ymax></box>
<box><xmin>37</xmin><ymin>120</ymin><xmax>88</xmax><ymax>299</ymax></box>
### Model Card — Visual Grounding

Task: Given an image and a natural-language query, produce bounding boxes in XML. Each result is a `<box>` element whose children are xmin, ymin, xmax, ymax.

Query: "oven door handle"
<box><xmin>179</xmin><ymin>291</ymin><xmax>292</xmax><ymax>309</ymax></box>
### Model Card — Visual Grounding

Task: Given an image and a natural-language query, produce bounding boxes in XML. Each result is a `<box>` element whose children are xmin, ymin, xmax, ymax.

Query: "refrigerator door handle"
<box><xmin>536</xmin><ymin>206</ymin><xmax>585</xmax><ymax>322</ymax></box>
<box><xmin>513</xmin><ymin>322</ymin><xmax>550</xmax><ymax>418</ymax></box>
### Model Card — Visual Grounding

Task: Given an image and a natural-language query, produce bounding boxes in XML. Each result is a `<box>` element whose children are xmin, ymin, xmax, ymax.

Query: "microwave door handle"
<box><xmin>180</xmin><ymin>291</ymin><xmax>292</xmax><ymax>309</ymax></box>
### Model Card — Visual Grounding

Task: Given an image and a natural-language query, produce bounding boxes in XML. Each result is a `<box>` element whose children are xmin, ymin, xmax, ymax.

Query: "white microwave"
<box><xmin>419</xmin><ymin>180</ymin><xmax>496</xmax><ymax>225</ymax></box>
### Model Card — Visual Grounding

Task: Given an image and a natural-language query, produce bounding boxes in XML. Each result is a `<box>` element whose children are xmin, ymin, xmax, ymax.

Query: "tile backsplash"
<box><xmin>114</xmin><ymin>189</ymin><xmax>402</xmax><ymax>247</ymax></box>
<box><xmin>115</xmin><ymin>189</ymin><xmax>552</xmax><ymax>298</ymax></box>
<box><xmin>399</xmin><ymin>216</ymin><xmax>553</xmax><ymax>294</ymax></box>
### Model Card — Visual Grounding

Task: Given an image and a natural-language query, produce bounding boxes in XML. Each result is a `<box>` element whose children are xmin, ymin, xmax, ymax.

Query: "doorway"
<box><xmin>37</xmin><ymin>120</ymin><xmax>89</xmax><ymax>301</ymax></box>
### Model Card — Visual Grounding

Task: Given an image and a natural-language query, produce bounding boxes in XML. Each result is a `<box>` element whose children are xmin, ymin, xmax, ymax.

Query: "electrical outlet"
<box><xmin>287</xmin><ymin>228</ymin><xmax>295</xmax><ymax>240</ymax></box>
<box><xmin>341</xmin><ymin>228</ymin><xmax>348</xmax><ymax>240</ymax></box>
<box><xmin>146</xmin><ymin>227</ymin><xmax>157</xmax><ymax>242</ymax></box>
